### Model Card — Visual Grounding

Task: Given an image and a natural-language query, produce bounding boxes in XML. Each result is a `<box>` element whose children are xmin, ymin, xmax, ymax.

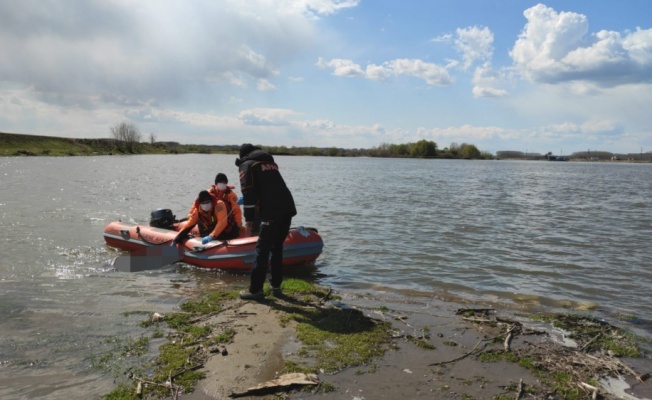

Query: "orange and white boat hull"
<box><xmin>103</xmin><ymin>221</ymin><xmax>324</xmax><ymax>270</ymax></box>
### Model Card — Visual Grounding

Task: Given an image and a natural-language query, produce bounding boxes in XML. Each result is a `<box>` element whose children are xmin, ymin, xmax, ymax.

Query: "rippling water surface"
<box><xmin>1</xmin><ymin>155</ymin><xmax>651</xmax><ymax>398</ymax></box>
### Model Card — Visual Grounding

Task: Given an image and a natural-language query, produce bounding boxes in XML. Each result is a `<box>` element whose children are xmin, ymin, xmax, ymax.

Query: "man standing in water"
<box><xmin>235</xmin><ymin>143</ymin><xmax>297</xmax><ymax>300</ymax></box>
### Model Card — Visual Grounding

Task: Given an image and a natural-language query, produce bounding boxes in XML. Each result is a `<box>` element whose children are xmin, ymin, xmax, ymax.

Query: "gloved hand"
<box><xmin>202</xmin><ymin>236</ymin><xmax>213</xmax><ymax>244</ymax></box>
<box><xmin>237</xmin><ymin>196</ymin><xmax>244</xmax><ymax>205</ymax></box>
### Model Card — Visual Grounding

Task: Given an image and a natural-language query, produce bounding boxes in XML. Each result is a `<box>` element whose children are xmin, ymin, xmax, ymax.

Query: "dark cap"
<box><xmin>198</xmin><ymin>190</ymin><xmax>212</xmax><ymax>203</ymax></box>
<box><xmin>239</xmin><ymin>143</ymin><xmax>258</xmax><ymax>159</ymax></box>
<box><xmin>214</xmin><ymin>173</ymin><xmax>228</xmax><ymax>184</ymax></box>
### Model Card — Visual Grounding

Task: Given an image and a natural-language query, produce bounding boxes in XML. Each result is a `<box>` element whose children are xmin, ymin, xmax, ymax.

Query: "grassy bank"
<box><xmin>1</xmin><ymin>132</ymin><xmax>122</xmax><ymax>156</ymax></box>
<box><xmin>0</xmin><ymin>132</ymin><xmax>238</xmax><ymax>157</ymax></box>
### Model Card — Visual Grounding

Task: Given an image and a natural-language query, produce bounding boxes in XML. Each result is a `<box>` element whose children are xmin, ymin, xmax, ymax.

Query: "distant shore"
<box><xmin>0</xmin><ymin>131</ymin><xmax>484</xmax><ymax>159</ymax></box>
<box><xmin>3</xmin><ymin>131</ymin><xmax>650</xmax><ymax>162</ymax></box>
<box><xmin>498</xmin><ymin>157</ymin><xmax>652</xmax><ymax>163</ymax></box>
<box><xmin>0</xmin><ymin>132</ymin><xmax>237</xmax><ymax>157</ymax></box>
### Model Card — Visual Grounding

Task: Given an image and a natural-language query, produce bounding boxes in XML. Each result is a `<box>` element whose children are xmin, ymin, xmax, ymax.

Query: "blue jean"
<box><xmin>249</xmin><ymin>216</ymin><xmax>292</xmax><ymax>293</ymax></box>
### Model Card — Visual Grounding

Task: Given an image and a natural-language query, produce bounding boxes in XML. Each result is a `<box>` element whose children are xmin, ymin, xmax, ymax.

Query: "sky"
<box><xmin>1</xmin><ymin>1</ymin><xmax>652</xmax><ymax>155</ymax></box>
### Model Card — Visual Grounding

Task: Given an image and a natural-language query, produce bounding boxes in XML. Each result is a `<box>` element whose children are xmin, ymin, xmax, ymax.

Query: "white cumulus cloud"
<box><xmin>510</xmin><ymin>4</ymin><xmax>652</xmax><ymax>87</ymax></box>
<box><xmin>316</xmin><ymin>58</ymin><xmax>365</xmax><ymax>77</ymax></box>
<box><xmin>472</xmin><ymin>63</ymin><xmax>508</xmax><ymax>98</ymax></box>
<box><xmin>455</xmin><ymin>26</ymin><xmax>494</xmax><ymax>70</ymax></box>
<box><xmin>257</xmin><ymin>79</ymin><xmax>277</xmax><ymax>91</ymax></box>
<box><xmin>387</xmin><ymin>59</ymin><xmax>452</xmax><ymax>85</ymax></box>
<box><xmin>317</xmin><ymin>57</ymin><xmax>452</xmax><ymax>85</ymax></box>
<box><xmin>238</xmin><ymin>108</ymin><xmax>297</xmax><ymax>126</ymax></box>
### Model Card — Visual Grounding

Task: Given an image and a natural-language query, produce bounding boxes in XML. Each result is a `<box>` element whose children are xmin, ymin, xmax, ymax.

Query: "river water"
<box><xmin>1</xmin><ymin>154</ymin><xmax>651</xmax><ymax>399</ymax></box>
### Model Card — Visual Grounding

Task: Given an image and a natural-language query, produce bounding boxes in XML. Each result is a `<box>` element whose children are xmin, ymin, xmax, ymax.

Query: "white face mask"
<box><xmin>200</xmin><ymin>203</ymin><xmax>212</xmax><ymax>212</ymax></box>
<box><xmin>216</xmin><ymin>183</ymin><xmax>227</xmax><ymax>191</ymax></box>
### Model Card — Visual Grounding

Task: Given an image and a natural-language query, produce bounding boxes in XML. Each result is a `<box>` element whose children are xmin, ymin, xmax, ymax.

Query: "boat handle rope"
<box><xmin>136</xmin><ymin>226</ymin><xmax>173</xmax><ymax>246</ymax></box>
<box><xmin>133</xmin><ymin>225</ymin><xmax>318</xmax><ymax>251</ymax></box>
<box><xmin>188</xmin><ymin>226</ymin><xmax>318</xmax><ymax>251</ymax></box>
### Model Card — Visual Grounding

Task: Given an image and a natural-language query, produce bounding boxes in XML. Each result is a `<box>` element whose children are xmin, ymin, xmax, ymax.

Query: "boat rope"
<box><xmin>136</xmin><ymin>226</ymin><xmax>173</xmax><ymax>245</ymax></box>
<box><xmin>133</xmin><ymin>226</ymin><xmax>317</xmax><ymax>250</ymax></box>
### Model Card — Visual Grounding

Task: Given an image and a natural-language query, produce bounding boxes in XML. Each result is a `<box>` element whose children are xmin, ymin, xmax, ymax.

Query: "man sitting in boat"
<box><xmin>172</xmin><ymin>190</ymin><xmax>239</xmax><ymax>245</ymax></box>
<box><xmin>186</xmin><ymin>173</ymin><xmax>244</xmax><ymax>235</ymax></box>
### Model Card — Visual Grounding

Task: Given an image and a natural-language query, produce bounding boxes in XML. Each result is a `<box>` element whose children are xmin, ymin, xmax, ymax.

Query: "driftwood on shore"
<box><xmin>229</xmin><ymin>373</ymin><xmax>319</xmax><ymax>398</ymax></box>
<box><xmin>434</xmin><ymin>308</ymin><xmax>650</xmax><ymax>400</ymax></box>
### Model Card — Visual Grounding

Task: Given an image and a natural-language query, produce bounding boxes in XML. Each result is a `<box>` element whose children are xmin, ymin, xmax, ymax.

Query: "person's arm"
<box><xmin>173</xmin><ymin>213</ymin><xmax>198</xmax><ymax>244</ymax></box>
<box><xmin>184</xmin><ymin>212</ymin><xmax>199</xmax><ymax>229</ymax></box>
<box><xmin>239</xmin><ymin>162</ymin><xmax>259</xmax><ymax>223</ymax></box>
<box><xmin>208</xmin><ymin>200</ymin><xmax>228</xmax><ymax>239</ymax></box>
<box><xmin>229</xmin><ymin>191</ymin><xmax>244</xmax><ymax>227</ymax></box>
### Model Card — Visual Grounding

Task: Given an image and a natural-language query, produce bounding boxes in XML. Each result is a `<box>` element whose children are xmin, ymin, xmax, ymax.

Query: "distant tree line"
<box><xmin>2</xmin><ymin>122</ymin><xmax>491</xmax><ymax>159</ymax></box>
<box><xmin>497</xmin><ymin>149</ymin><xmax>652</xmax><ymax>161</ymax></box>
<box><xmin>262</xmin><ymin>140</ymin><xmax>493</xmax><ymax>159</ymax></box>
<box><xmin>106</xmin><ymin>121</ymin><xmax>494</xmax><ymax>159</ymax></box>
<box><xmin>7</xmin><ymin>123</ymin><xmax>651</xmax><ymax>161</ymax></box>
<box><xmin>496</xmin><ymin>151</ymin><xmax>541</xmax><ymax>159</ymax></box>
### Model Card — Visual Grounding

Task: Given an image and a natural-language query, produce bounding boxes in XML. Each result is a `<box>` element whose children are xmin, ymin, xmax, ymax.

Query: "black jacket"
<box><xmin>237</xmin><ymin>150</ymin><xmax>297</xmax><ymax>222</ymax></box>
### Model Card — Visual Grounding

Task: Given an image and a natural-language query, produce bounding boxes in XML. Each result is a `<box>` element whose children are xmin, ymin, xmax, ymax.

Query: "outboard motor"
<box><xmin>150</xmin><ymin>209</ymin><xmax>175</xmax><ymax>229</ymax></box>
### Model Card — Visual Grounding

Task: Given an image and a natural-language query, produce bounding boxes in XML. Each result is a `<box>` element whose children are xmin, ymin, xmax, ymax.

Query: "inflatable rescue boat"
<box><xmin>103</xmin><ymin>209</ymin><xmax>324</xmax><ymax>270</ymax></box>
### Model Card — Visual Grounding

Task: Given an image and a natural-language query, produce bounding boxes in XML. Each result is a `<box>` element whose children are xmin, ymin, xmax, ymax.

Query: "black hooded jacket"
<box><xmin>236</xmin><ymin>149</ymin><xmax>297</xmax><ymax>222</ymax></box>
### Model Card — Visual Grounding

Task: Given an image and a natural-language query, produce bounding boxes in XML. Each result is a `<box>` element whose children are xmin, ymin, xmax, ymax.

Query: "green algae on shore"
<box><xmin>102</xmin><ymin>279</ymin><xmax>393</xmax><ymax>399</ymax></box>
<box><xmin>101</xmin><ymin>283</ymin><xmax>650</xmax><ymax>400</ymax></box>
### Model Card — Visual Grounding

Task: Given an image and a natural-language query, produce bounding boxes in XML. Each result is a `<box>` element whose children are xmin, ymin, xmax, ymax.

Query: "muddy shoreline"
<box><xmin>145</xmin><ymin>285</ymin><xmax>652</xmax><ymax>400</ymax></box>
